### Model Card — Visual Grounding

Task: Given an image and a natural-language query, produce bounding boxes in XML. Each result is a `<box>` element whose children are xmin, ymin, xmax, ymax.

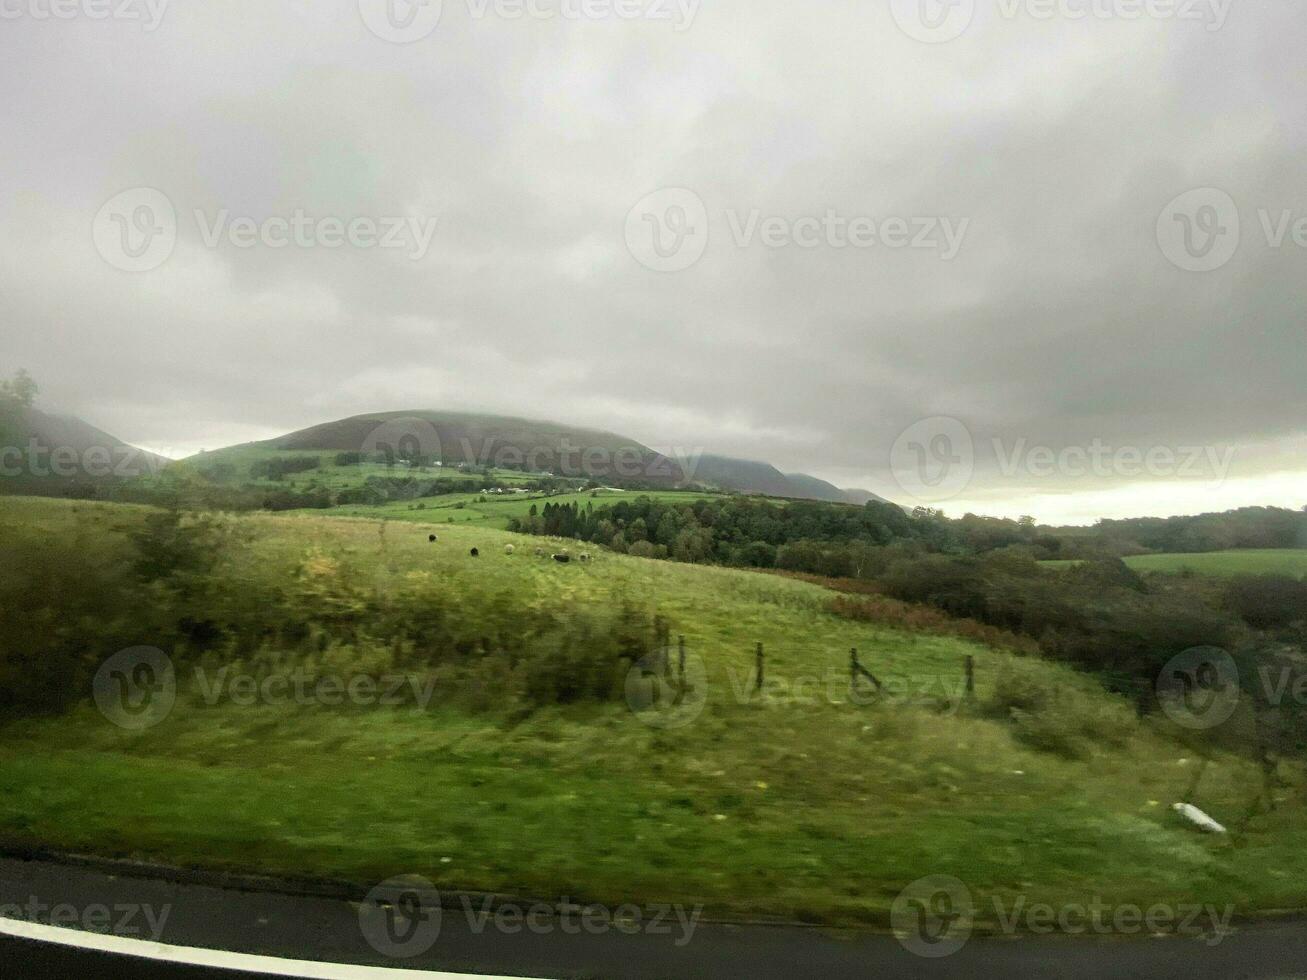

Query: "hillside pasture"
<box><xmin>0</xmin><ymin>497</ymin><xmax>1303</xmax><ymax>928</ymax></box>
<box><xmin>321</xmin><ymin>488</ymin><xmax>724</xmax><ymax>529</ymax></box>
<box><xmin>1045</xmin><ymin>550</ymin><xmax>1307</xmax><ymax>578</ymax></box>
<box><xmin>177</xmin><ymin>444</ymin><xmax>541</xmax><ymax>493</ymax></box>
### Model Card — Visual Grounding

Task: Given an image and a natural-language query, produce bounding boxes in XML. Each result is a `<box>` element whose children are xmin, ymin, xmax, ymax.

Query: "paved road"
<box><xmin>3</xmin><ymin>856</ymin><xmax>1306</xmax><ymax>978</ymax></box>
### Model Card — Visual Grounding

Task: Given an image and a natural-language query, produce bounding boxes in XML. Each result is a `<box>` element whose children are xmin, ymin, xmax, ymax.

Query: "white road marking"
<box><xmin>0</xmin><ymin>916</ymin><xmax>545</xmax><ymax>979</ymax></box>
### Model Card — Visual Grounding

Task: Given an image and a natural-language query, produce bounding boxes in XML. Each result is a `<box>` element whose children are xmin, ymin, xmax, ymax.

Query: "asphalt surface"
<box><xmin>2</xmin><ymin>855</ymin><xmax>1306</xmax><ymax>979</ymax></box>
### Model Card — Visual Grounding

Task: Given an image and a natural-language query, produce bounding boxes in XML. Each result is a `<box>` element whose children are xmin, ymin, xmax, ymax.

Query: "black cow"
<box><xmin>470</xmin><ymin>548</ymin><xmax>480</xmax><ymax>557</ymax></box>
<box><xmin>428</xmin><ymin>534</ymin><xmax>438</xmax><ymax>543</ymax></box>
<box><xmin>553</xmin><ymin>554</ymin><xmax>571</xmax><ymax>564</ymax></box>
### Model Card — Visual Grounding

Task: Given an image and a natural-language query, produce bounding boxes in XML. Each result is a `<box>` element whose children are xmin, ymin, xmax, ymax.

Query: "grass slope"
<box><xmin>0</xmin><ymin>498</ymin><xmax>1303</xmax><ymax>926</ymax></box>
<box><xmin>178</xmin><ymin>444</ymin><xmax>539</xmax><ymax>491</ymax></box>
<box><xmin>188</xmin><ymin>410</ymin><xmax>683</xmax><ymax>487</ymax></box>
<box><xmin>1046</xmin><ymin>550</ymin><xmax>1307</xmax><ymax>579</ymax></box>
<box><xmin>323</xmin><ymin>489</ymin><xmax>723</xmax><ymax>530</ymax></box>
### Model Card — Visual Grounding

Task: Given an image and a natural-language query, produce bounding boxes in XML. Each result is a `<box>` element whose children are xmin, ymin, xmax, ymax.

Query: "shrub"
<box><xmin>1226</xmin><ymin>575</ymin><xmax>1307</xmax><ymax>630</ymax></box>
<box><xmin>987</xmin><ymin>667</ymin><xmax>1137</xmax><ymax>759</ymax></box>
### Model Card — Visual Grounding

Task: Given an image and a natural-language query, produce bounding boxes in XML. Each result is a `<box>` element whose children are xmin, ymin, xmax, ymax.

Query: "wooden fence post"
<box><xmin>965</xmin><ymin>656</ymin><xmax>975</xmax><ymax>699</ymax></box>
<box><xmin>850</xmin><ymin>648</ymin><xmax>883</xmax><ymax>695</ymax></box>
<box><xmin>755</xmin><ymin>642</ymin><xmax>764</xmax><ymax>693</ymax></box>
<box><xmin>657</xmin><ymin>617</ymin><xmax>672</xmax><ymax>682</ymax></box>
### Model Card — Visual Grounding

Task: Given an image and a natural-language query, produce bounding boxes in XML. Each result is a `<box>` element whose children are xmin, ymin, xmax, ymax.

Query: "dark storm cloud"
<box><xmin>0</xmin><ymin>0</ymin><xmax>1302</xmax><ymax>520</ymax></box>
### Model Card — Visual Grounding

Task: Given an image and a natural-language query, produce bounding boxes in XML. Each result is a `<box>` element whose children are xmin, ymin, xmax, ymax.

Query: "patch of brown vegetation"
<box><xmin>827</xmin><ymin>593</ymin><xmax>1040</xmax><ymax>656</ymax></box>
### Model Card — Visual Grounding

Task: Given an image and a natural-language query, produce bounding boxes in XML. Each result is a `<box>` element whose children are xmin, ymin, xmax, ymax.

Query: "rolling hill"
<box><xmin>207</xmin><ymin>410</ymin><xmax>684</xmax><ymax>488</ymax></box>
<box><xmin>189</xmin><ymin>411</ymin><xmax>899</xmax><ymax>507</ymax></box>
<box><xmin>0</xmin><ymin>406</ymin><xmax>169</xmax><ymax>492</ymax></box>
<box><xmin>692</xmin><ymin>453</ymin><xmax>892</xmax><ymax>505</ymax></box>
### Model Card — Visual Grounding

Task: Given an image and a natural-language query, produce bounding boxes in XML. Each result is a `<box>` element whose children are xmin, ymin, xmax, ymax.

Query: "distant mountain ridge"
<box><xmin>195</xmin><ymin>411</ymin><xmax>894</xmax><ymax>505</ymax></box>
<box><xmin>0</xmin><ymin>406</ymin><xmax>168</xmax><ymax>489</ymax></box>
<box><xmin>4</xmin><ymin>403</ymin><xmax>896</xmax><ymax>506</ymax></box>
<box><xmin>234</xmin><ymin>410</ymin><xmax>685</xmax><ymax>487</ymax></box>
<box><xmin>690</xmin><ymin>453</ymin><xmax>892</xmax><ymax>505</ymax></box>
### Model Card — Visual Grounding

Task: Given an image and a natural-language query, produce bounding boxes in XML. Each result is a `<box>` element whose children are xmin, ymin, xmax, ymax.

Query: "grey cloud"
<box><xmin>0</xmin><ymin>0</ymin><xmax>1303</xmax><ymax>517</ymax></box>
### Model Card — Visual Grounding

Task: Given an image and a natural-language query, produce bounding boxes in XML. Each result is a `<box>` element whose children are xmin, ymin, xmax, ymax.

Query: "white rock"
<box><xmin>1172</xmin><ymin>802</ymin><xmax>1227</xmax><ymax>834</ymax></box>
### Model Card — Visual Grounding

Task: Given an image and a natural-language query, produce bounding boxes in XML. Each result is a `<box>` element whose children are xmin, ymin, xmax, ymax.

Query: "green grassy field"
<box><xmin>1</xmin><ymin>497</ymin><xmax>1304</xmax><ymax>928</ymax></box>
<box><xmin>175</xmin><ymin>444</ymin><xmax>547</xmax><ymax>492</ymax></box>
<box><xmin>1045</xmin><ymin>550</ymin><xmax>1307</xmax><ymax>578</ymax></box>
<box><xmin>322</xmin><ymin>488</ymin><xmax>723</xmax><ymax>530</ymax></box>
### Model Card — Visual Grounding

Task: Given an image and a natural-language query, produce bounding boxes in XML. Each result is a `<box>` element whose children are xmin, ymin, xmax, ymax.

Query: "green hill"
<box><xmin>211</xmin><ymin>410</ymin><xmax>684</xmax><ymax>487</ymax></box>
<box><xmin>186</xmin><ymin>414</ymin><xmax>898</xmax><ymax>508</ymax></box>
<box><xmin>0</xmin><ymin>406</ymin><xmax>169</xmax><ymax>494</ymax></box>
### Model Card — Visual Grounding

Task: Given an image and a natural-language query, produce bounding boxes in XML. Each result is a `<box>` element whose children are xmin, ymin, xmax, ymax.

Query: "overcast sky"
<box><xmin>1</xmin><ymin>0</ymin><xmax>1303</xmax><ymax>524</ymax></box>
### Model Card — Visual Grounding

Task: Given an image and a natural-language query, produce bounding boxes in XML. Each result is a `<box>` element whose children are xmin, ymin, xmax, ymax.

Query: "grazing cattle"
<box><xmin>428</xmin><ymin>534</ymin><xmax>438</xmax><ymax>543</ymax></box>
<box><xmin>534</xmin><ymin>547</ymin><xmax>546</xmax><ymax>558</ymax></box>
<box><xmin>470</xmin><ymin>548</ymin><xmax>480</xmax><ymax>557</ymax></box>
<box><xmin>579</xmin><ymin>553</ymin><xmax>592</xmax><ymax>563</ymax></box>
<box><xmin>553</xmin><ymin>554</ymin><xmax>572</xmax><ymax>564</ymax></box>
<box><xmin>504</xmin><ymin>544</ymin><xmax>516</xmax><ymax>556</ymax></box>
